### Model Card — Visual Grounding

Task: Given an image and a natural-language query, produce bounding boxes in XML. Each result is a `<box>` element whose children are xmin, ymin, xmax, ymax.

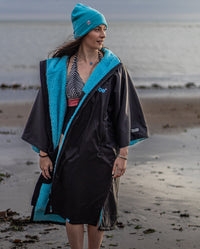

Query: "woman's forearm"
<box><xmin>119</xmin><ymin>146</ymin><xmax>128</xmax><ymax>156</ymax></box>
<box><xmin>40</xmin><ymin>150</ymin><xmax>48</xmax><ymax>156</ymax></box>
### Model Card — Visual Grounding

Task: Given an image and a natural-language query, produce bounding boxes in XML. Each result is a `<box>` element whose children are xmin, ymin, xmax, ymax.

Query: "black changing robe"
<box><xmin>22</xmin><ymin>48</ymin><xmax>148</xmax><ymax>230</ymax></box>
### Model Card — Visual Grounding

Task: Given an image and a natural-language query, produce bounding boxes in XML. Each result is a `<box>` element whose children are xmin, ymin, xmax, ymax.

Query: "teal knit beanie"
<box><xmin>71</xmin><ymin>3</ymin><xmax>108</xmax><ymax>39</ymax></box>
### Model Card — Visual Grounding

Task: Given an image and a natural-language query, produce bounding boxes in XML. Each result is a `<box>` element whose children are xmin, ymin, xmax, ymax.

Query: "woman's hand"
<box><xmin>39</xmin><ymin>151</ymin><xmax>53</xmax><ymax>180</ymax></box>
<box><xmin>39</xmin><ymin>133</ymin><xmax>64</xmax><ymax>180</ymax></box>
<box><xmin>112</xmin><ymin>146</ymin><xmax>128</xmax><ymax>178</ymax></box>
<box><xmin>112</xmin><ymin>157</ymin><xmax>127</xmax><ymax>178</ymax></box>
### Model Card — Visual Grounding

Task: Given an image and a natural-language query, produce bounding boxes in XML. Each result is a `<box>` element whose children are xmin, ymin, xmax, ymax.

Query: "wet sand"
<box><xmin>142</xmin><ymin>97</ymin><xmax>200</xmax><ymax>134</ymax></box>
<box><xmin>0</xmin><ymin>96</ymin><xmax>200</xmax><ymax>248</ymax></box>
<box><xmin>1</xmin><ymin>96</ymin><xmax>200</xmax><ymax>133</ymax></box>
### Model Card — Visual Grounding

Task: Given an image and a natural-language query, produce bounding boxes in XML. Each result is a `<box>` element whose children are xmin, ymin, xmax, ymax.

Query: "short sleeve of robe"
<box><xmin>112</xmin><ymin>65</ymin><xmax>147</xmax><ymax>148</ymax></box>
<box><xmin>21</xmin><ymin>60</ymin><xmax>54</xmax><ymax>154</ymax></box>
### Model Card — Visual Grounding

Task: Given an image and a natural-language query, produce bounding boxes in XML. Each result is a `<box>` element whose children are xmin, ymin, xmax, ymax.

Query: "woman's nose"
<box><xmin>100</xmin><ymin>30</ymin><xmax>106</xmax><ymax>38</ymax></box>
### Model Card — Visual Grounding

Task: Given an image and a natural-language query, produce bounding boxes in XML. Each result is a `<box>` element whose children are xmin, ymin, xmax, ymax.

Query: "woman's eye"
<box><xmin>94</xmin><ymin>27</ymin><xmax>107</xmax><ymax>32</ymax></box>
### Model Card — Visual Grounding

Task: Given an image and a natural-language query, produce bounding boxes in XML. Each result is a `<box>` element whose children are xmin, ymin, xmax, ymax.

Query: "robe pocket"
<box><xmin>97</xmin><ymin>144</ymin><xmax>117</xmax><ymax>167</ymax></box>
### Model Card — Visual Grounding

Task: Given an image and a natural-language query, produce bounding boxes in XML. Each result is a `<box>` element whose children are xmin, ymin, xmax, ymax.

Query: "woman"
<box><xmin>22</xmin><ymin>3</ymin><xmax>148</xmax><ymax>249</ymax></box>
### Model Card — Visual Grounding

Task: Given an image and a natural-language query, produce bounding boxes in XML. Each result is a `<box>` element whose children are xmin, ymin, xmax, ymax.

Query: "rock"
<box><xmin>180</xmin><ymin>213</ymin><xmax>190</xmax><ymax>217</ymax></box>
<box><xmin>26</xmin><ymin>161</ymin><xmax>34</xmax><ymax>165</ymax></box>
<box><xmin>116</xmin><ymin>221</ymin><xmax>125</xmax><ymax>228</ymax></box>
<box><xmin>0</xmin><ymin>173</ymin><xmax>11</xmax><ymax>183</ymax></box>
<box><xmin>185</xmin><ymin>82</ymin><xmax>196</xmax><ymax>88</ymax></box>
<box><xmin>135</xmin><ymin>225</ymin><xmax>142</xmax><ymax>229</ymax></box>
<box><xmin>13</xmin><ymin>239</ymin><xmax>22</xmax><ymax>244</ymax></box>
<box><xmin>143</xmin><ymin>228</ymin><xmax>156</xmax><ymax>234</ymax></box>
<box><xmin>108</xmin><ymin>243</ymin><xmax>118</xmax><ymax>247</ymax></box>
<box><xmin>152</xmin><ymin>83</ymin><xmax>163</xmax><ymax>89</ymax></box>
<box><xmin>163</xmin><ymin>124</ymin><xmax>170</xmax><ymax>129</ymax></box>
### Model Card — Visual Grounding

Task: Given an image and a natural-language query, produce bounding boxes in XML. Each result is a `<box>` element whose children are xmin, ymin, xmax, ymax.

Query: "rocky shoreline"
<box><xmin>0</xmin><ymin>82</ymin><xmax>200</xmax><ymax>91</ymax></box>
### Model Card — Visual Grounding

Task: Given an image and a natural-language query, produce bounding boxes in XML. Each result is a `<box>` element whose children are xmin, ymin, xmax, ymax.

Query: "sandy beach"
<box><xmin>1</xmin><ymin>95</ymin><xmax>200</xmax><ymax>133</ymax></box>
<box><xmin>0</xmin><ymin>94</ymin><xmax>200</xmax><ymax>249</ymax></box>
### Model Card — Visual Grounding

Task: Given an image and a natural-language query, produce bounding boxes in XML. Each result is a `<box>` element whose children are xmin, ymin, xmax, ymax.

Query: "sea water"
<box><xmin>0</xmin><ymin>20</ymin><xmax>200</xmax><ymax>88</ymax></box>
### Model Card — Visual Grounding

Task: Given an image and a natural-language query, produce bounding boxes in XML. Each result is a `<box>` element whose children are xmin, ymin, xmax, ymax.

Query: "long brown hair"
<box><xmin>49</xmin><ymin>35</ymin><xmax>86</xmax><ymax>58</ymax></box>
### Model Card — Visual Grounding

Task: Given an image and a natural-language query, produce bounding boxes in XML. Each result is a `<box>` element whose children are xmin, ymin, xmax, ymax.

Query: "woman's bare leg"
<box><xmin>66</xmin><ymin>221</ymin><xmax>84</xmax><ymax>249</ymax></box>
<box><xmin>59</xmin><ymin>134</ymin><xmax>64</xmax><ymax>149</ymax></box>
<box><xmin>87</xmin><ymin>224</ymin><xmax>104</xmax><ymax>249</ymax></box>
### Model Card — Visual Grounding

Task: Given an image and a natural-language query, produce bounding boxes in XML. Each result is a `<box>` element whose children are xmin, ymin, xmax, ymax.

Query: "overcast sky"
<box><xmin>0</xmin><ymin>0</ymin><xmax>200</xmax><ymax>21</ymax></box>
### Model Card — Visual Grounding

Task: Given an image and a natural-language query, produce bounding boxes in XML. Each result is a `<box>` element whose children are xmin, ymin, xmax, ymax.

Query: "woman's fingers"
<box><xmin>41</xmin><ymin>167</ymin><xmax>51</xmax><ymax>179</ymax></box>
<box><xmin>44</xmin><ymin>167</ymin><xmax>51</xmax><ymax>179</ymax></box>
<box><xmin>112</xmin><ymin>164</ymin><xmax>116</xmax><ymax>176</ymax></box>
<box><xmin>49</xmin><ymin>161</ymin><xmax>53</xmax><ymax>172</ymax></box>
<box><xmin>40</xmin><ymin>157</ymin><xmax>53</xmax><ymax>179</ymax></box>
<box><xmin>42</xmin><ymin>170</ymin><xmax>48</xmax><ymax>180</ymax></box>
<box><xmin>113</xmin><ymin>169</ymin><xmax>123</xmax><ymax>178</ymax></box>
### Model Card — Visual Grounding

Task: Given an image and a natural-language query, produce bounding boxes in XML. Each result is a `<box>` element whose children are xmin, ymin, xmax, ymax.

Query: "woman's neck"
<box><xmin>77</xmin><ymin>46</ymin><xmax>100</xmax><ymax>65</ymax></box>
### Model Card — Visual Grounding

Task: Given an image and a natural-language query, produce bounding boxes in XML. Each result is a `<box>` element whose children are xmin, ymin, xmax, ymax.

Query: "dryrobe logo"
<box><xmin>131</xmin><ymin>128</ymin><xmax>139</xmax><ymax>133</ymax></box>
<box><xmin>87</xmin><ymin>20</ymin><xmax>91</xmax><ymax>25</ymax></box>
<box><xmin>98</xmin><ymin>87</ymin><xmax>107</xmax><ymax>93</ymax></box>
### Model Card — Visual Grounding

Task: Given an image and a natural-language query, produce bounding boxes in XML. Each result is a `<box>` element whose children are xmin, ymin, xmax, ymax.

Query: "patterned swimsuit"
<box><xmin>62</xmin><ymin>55</ymin><xmax>84</xmax><ymax>133</ymax></box>
<box><xmin>66</xmin><ymin>54</ymin><xmax>85</xmax><ymax>100</ymax></box>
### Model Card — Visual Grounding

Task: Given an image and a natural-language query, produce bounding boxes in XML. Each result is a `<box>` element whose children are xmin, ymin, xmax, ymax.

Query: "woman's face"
<box><xmin>82</xmin><ymin>24</ymin><xmax>106</xmax><ymax>50</ymax></box>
